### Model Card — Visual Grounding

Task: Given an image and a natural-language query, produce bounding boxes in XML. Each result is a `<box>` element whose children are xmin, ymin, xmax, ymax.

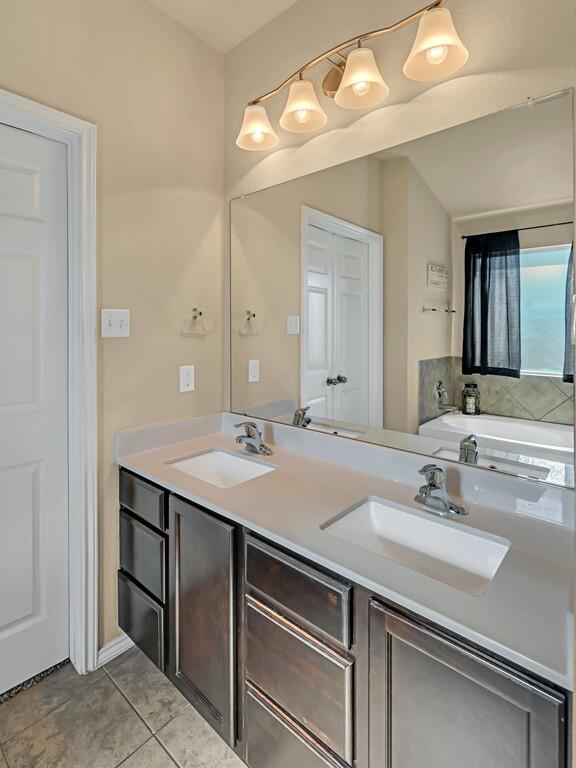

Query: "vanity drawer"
<box><xmin>246</xmin><ymin>595</ymin><xmax>353</xmax><ymax>763</ymax></box>
<box><xmin>119</xmin><ymin>470</ymin><xmax>167</xmax><ymax>531</ymax></box>
<box><xmin>120</xmin><ymin>509</ymin><xmax>166</xmax><ymax>603</ymax></box>
<box><xmin>245</xmin><ymin>684</ymin><xmax>343</xmax><ymax>768</ymax></box>
<box><xmin>245</xmin><ymin>535</ymin><xmax>351</xmax><ymax>648</ymax></box>
<box><xmin>118</xmin><ymin>571</ymin><xmax>165</xmax><ymax>670</ymax></box>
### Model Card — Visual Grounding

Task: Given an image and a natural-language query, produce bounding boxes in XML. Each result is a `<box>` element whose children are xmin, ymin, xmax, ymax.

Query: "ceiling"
<box><xmin>147</xmin><ymin>0</ymin><xmax>300</xmax><ymax>52</ymax></box>
<box><xmin>377</xmin><ymin>94</ymin><xmax>573</xmax><ymax>220</ymax></box>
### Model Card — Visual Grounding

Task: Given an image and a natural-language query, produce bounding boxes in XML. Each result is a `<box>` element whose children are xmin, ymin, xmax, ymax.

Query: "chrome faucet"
<box><xmin>415</xmin><ymin>464</ymin><xmax>468</xmax><ymax>518</ymax></box>
<box><xmin>235</xmin><ymin>422</ymin><xmax>273</xmax><ymax>456</ymax></box>
<box><xmin>293</xmin><ymin>407</ymin><xmax>312</xmax><ymax>428</ymax></box>
<box><xmin>459</xmin><ymin>434</ymin><xmax>479</xmax><ymax>465</ymax></box>
<box><xmin>435</xmin><ymin>380</ymin><xmax>459</xmax><ymax>414</ymax></box>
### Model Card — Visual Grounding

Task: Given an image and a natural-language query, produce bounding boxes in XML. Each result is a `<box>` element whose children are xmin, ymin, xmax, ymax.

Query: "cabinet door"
<box><xmin>169</xmin><ymin>496</ymin><xmax>236</xmax><ymax>744</ymax></box>
<box><xmin>369</xmin><ymin>601</ymin><xmax>566</xmax><ymax>768</ymax></box>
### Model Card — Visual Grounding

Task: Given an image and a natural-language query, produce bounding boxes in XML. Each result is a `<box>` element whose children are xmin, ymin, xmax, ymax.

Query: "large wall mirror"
<box><xmin>230</xmin><ymin>91</ymin><xmax>575</xmax><ymax>487</ymax></box>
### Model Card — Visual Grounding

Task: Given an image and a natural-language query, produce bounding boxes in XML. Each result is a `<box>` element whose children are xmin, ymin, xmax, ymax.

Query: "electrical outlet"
<box><xmin>101</xmin><ymin>309</ymin><xmax>130</xmax><ymax>338</ymax></box>
<box><xmin>248</xmin><ymin>359</ymin><xmax>260</xmax><ymax>383</ymax></box>
<box><xmin>179</xmin><ymin>365</ymin><xmax>195</xmax><ymax>393</ymax></box>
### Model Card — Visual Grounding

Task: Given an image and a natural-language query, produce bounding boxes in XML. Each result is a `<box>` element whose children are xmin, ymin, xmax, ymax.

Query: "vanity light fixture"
<box><xmin>335</xmin><ymin>45</ymin><xmax>390</xmax><ymax>109</ymax></box>
<box><xmin>403</xmin><ymin>7</ymin><xmax>469</xmax><ymax>81</ymax></box>
<box><xmin>235</xmin><ymin>104</ymin><xmax>279</xmax><ymax>151</ymax></box>
<box><xmin>280</xmin><ymin>77</ymin><xmax>327</xmax><ymax>133</ymax></box>
<box><xmin>235</xmin><ymin>0</ymin><xmax>469</xmax><ymax>151</ymax></box>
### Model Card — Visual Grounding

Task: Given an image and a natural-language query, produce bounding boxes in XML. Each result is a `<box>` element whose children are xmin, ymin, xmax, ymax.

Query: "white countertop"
<box><xmin>116</xmin><ymin>414</ymin><xmax>574</xmax><ymax>690</ymax></box>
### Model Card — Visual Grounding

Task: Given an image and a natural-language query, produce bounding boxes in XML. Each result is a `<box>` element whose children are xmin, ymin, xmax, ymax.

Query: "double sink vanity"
<box><xmin>115</xmin><ymin>412</ymin><xmax>572</xmax><ymax>768</ymax></box>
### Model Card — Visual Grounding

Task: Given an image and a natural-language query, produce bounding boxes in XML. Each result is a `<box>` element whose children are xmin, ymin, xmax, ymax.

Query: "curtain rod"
<box><xmin>461</xmin><ymin>221</ymin><xmax>574</xmax><ymax>240</ymax></box>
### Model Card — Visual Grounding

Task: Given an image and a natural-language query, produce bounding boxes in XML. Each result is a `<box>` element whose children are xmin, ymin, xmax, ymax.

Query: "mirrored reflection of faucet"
<box><xmin>293</xmin><ymin>407</ymin><xmax>312</xmax><ymax>428</ymax></box>
<box><xmin>459</xmin><ymin>434</ymin><xmax>479</xmax><ymax>465</ymax></box>
<box><xmin>435</xmin><ymin>380</ymin><xmax>459</xmax><ymax>414</ymax></box>
<box><xmin>415</xmin><ymin>464</ymin><xmax>468</xmax><ymax>518</ymax></box>
<box><xmin>235</xmin><ymin>422</ymin><xmax>273</xmax><ymax>456</ymax></box>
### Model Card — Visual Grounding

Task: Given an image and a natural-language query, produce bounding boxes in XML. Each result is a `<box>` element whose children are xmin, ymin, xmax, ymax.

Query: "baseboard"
<box><xmin>97</xmin><ymin>633</ymin><xmax>134</xmax><ymax>668</ymax></box>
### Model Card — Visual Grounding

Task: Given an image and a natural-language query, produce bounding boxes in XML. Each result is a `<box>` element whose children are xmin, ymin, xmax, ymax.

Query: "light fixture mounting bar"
<box><xmin>248</xmin><ymin>0</ymin><xmax>446</xmax><ymax>106</ymax></box>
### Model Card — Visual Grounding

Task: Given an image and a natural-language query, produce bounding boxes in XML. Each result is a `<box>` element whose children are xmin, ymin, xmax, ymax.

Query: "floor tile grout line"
<box><xmin>154</xmin><ymin>733</ymin><xmax>183</xmax><ymax>768</ymax></box>
<box><xmin>112</xmin><ymin>734</ymin><xmax>156</xmax><ymax>768</ymax></box>
<box><xmin>0</xmin><ymin>740</ymin><xmax>10</xmax><ymax>768</ymax></box>
<box><xmin>104</xmin><ymin>670</ymin><xmax>157</xmax><ymax>737</ymax></box>
<box><xmin>0</xmin><ymin>696</ymin><xmax>74</xmax><ymax>747</ymax></box>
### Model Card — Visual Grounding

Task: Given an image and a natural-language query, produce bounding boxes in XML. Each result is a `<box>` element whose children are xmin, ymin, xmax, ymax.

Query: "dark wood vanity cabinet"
<box><xmin>368</xmin><ymin>600</ymin><xmax>568</xmax><ymax>768</ymax></box>
<box><xmin>168</xmin><ymin>495</ymin><xmax>236</xmax><ymax>745</ymax></box>
<box><xmin>243</xmin><ymin>535</ymin><xmax>355</xmax><ymax>768</ymax></box>
<box><xmin>118</xmin><ymin>470</ymin><xmax>168</xmax><ymax>670</ymax></box>
<box><xmin>117</xmin><ymin>469</ymin><xmax>570</xmax><ymax>768</ymax></box>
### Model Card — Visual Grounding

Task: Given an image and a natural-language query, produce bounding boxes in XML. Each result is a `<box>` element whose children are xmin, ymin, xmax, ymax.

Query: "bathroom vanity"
<box><xmin>115</xmin><ymin>415</ymin><xmax>572</xmax><ymax>768</ymax></box>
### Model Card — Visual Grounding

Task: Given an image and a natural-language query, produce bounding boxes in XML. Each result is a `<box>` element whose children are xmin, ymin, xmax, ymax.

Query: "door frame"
<box><xmin>300</xmin><ymin>206</ymin><xmax>383</xmax><ymax>427</ymax></box>
<box><xmin>0</xmin><ymin>89</ymin><xmax>98</xmax><ymax>674</ymax></box>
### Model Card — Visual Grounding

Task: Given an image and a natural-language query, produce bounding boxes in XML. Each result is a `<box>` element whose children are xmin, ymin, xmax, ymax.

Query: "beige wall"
<box><xmin>0</xmin><ymin>0</ymin><xmax>225</xmax><ymax>646</ymax></box>
<box><xmin>381</xmin><ymin>158</ymin><xmax>452</xmax><ymax>433</ymax></box>
<box><xmin>231</xmin><ymin>158</ymin><xmax>381</xmax><ymax>413</ymax></box>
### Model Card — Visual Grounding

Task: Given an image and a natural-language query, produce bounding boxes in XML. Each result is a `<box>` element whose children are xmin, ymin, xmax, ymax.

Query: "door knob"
<box><xmin>336</xmin><ymin>375</ymin><xmax>348</xmax><ymax>384</ymax></box>
<box><xmin>326</xmin><ymin>377</ymin><xmax>338</xmax><ymax>386</ymax></box>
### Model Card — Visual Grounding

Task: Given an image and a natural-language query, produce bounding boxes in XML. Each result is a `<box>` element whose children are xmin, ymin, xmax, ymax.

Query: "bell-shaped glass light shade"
<box><xmin>403</xmin><ymin>8</ymin><xmax>469</xmax><ymax>82</ymax></box>
<box><xmin>279</xmin><ymin>80</ymin><xmax>327</xmax><ymax>133</ymax></box>
<box><xmin>236</xmin><ymin>104</ymin><xmax>279</xmax><ymax>151</ymax></box>
<box><xmin>335</xmin><ymin>48</ymin><xmax>389</xmax><ymax>109</ymax></box>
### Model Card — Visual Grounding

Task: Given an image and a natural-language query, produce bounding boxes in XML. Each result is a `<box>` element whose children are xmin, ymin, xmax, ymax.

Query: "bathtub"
<box><xmin>418</xmin><ymin>413</ymin><xmax>574</xmax><ymax>464</ymax></box>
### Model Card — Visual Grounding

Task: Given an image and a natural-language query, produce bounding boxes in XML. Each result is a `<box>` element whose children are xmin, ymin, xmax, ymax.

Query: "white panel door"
<box><xmin>332</xmin><ymin>234</ymin><xmax>370</xmax><ymax>424</ymax></box>
<box><xmin>303</xmin><ymin>225</ymin><xmax>333</xmax><ymax>418</ymax></box>
<box><xmin>0</xmin><ymin>122</ymin><xmax>69</xmax><ymax>694</ymax></box>
<box><xmin>303</xmin><ymin>222</ymin><xmax>371</xmax><ymax>424</ymax></box>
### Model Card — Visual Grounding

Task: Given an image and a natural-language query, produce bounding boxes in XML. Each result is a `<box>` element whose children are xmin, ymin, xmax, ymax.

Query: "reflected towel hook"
<box><xmin>240</xmin><ymin>310</ymin><xmax>261</xmax><ymax>335</ymax></box>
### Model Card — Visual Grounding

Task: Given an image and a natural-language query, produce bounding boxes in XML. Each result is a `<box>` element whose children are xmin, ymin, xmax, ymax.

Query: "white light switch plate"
<box><xmin>287</xmin><ymin>315</ymin><xmax>300</xmax><ymax>335</ymax></box>
<box><xmin>248</xmin><ymin>359</ymin><xmax>260</xmax><ymax>383</ymax></box>
<box><xmin>179</xmin><ymin>365</ymin><xmax>195</xmax><ymax>393</ymax></box>
<box><xmin>101</xmin><ymin>309</ymin><xmax>130</xmax><ymax>338</ymax></box>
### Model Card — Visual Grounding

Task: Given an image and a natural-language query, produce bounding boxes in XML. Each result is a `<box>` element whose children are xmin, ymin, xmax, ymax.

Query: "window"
<box><xmin>520</xmin><ymin>244</ymin><xmax>571</xmax><ymax>375</ymax></box>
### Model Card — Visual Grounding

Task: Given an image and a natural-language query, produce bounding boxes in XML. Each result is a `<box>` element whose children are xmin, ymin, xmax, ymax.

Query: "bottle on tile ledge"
<box><xmin>462</xmin><ymin>383</ymin><xmax>480</xmax><ymax>415</ymax></box>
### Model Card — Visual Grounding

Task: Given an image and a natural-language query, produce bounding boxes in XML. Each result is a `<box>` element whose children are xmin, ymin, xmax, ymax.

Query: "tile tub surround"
<box><xmin>419</xmin><ymin>356</ymin><xmax>455</xmax><ymax>425</ymax></box>
<box><xmin>419</xmin><ymin>357</ymin><xmax>574</xmax><ymax>426</ymax></box>
<box><xmin>116</xmin><ymin>413</ymin><xmax>574</xmax><ymax>689</ymax></box>
<box><xmin>0</xmin><ymin>646</ymin><xmax>244</xmax><ymax>768</ymax></box>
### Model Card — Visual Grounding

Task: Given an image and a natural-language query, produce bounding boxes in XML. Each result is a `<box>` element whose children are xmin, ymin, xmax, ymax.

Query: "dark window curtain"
<box><xmin>563</xmin><ymin>243</ymin><xmax>574</xmax><ymax>383</ymax></box>
<box><xmin>462</xmin><ymin>230</ymin><xmax>521</xmax><ymax>378</ymax></box>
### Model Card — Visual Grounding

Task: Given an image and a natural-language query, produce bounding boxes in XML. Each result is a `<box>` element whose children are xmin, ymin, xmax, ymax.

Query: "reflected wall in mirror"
<box><xmin>231</xmin><ymin>92</ymin><xmax>575</xmax><ymax>487</ymax></box>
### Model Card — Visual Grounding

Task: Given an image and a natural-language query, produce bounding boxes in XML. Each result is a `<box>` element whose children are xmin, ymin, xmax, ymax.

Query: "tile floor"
<box><xmin>0</xmin><ymin>647</ymin><xmax>245</xmax><ymax>768</ymax></box>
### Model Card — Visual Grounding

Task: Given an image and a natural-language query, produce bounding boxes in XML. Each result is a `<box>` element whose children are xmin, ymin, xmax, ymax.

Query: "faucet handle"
<box><xmin>235</xmin><ymin>421</ymin><xmax>260</xmax><ymax>439</ymax></box>
<box><xmin>419</xmin><ymin>464</ymin><xmax>444</xmax><ymax>488</ymax></box>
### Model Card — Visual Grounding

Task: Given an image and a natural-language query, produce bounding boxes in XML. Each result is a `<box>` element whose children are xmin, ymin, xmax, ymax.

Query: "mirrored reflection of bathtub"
<box><xmin>419</xmin><ymin>413</ymin><xmax>574</xmax><ymax>465</ymax></box>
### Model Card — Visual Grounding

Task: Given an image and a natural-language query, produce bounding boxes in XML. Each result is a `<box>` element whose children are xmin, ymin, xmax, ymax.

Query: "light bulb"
<box><xmin>351</xmin><ymin>81</ymin><xmax>371</xmax><ymax>97</ymax></box>
<box><xmin>251</xmin><ymin>130</ymin><xmax>264</xmax><ymax>144</ymax></box>
<box><xmin>295</xmin><ymin>109</ymin><xmax>310</xmax><ymax>124</ymax></box>
<box><xmin>425</xmin><ymin>44</ymin><xmax>449</xmax><ymax>65</ymax></box>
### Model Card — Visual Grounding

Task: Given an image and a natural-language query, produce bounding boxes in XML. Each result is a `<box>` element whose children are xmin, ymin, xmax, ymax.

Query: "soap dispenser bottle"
<box><xmin>462</xmin><ymin>383</ymin><xmax>480</xmax><ymax>415</ymax></box>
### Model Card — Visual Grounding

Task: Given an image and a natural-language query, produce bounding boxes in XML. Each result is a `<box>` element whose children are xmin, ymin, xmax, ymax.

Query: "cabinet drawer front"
<box><xmin>118</xmin><ymin>571</ymin><xmax>164</xmax><ymax>670</ymax></box>
<box><xmin>119</xmin><ymin>470</ymin><xmax>166</xmax><ymax>530</ymax></box>
<box><xmin>246</xmin><ymin>596</ymin><xmax>353</xmax><ymax>763</ymax></box>
<box><xmin>120</xmin><ymin>509</ymin><xmax>166</xmax><ymax>602</ymax></box>
<box><xmin>245</xmin><ymin>536</ymin><xmax>351</xmax><ymax>648</ymax></box>
<box><xmin>245</xmin><ymin>685</ymin><xmax>343</xmax><ymax>768</ymax></box>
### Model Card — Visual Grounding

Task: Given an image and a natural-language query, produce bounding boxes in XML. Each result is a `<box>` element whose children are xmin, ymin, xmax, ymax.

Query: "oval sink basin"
<box><xmin>321</xmin><ymin>497</ymin><xmax>510</xmax><ymax>595</ymax></box>
<box><xmin>167</xmin><ymin>450</ymin><xmax>275</xmax><ymax>489</ymax></box>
